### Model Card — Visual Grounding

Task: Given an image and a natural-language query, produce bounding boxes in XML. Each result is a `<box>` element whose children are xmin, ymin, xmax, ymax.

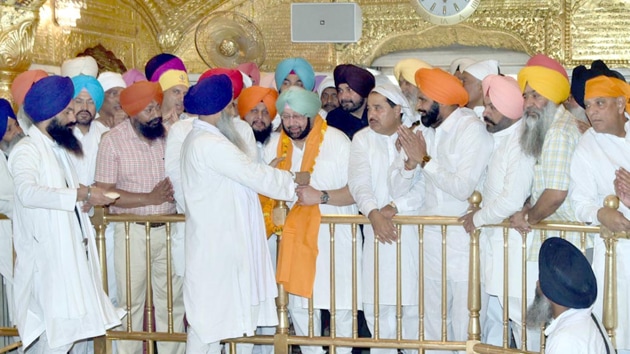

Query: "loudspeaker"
<box><xmin>291</xmin><ymin>3</ymin><xmax>362</xmax><ymax>43</ymax></box>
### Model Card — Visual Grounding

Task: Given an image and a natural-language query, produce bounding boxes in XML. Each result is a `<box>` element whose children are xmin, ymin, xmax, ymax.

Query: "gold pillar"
<box><xmin>0</xmin><ymin>0</ymin><xmax>46</xmax><ymax>103</ymax></box>
<box><xmin>466</xmin><ymin>191</ymin><xmax>482</xmax><ymax>353</ymax></box>
<box><xmin>601</xmin><ymin>195</ymin><xmax>620</xmax><ymax>348</ymax></box>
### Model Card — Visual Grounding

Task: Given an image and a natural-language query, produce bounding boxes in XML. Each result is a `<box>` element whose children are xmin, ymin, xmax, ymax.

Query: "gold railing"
<box><xmin>0</xmin><ymin>194</ymin><xmax>627</xmax><ymax>354</ymax></box>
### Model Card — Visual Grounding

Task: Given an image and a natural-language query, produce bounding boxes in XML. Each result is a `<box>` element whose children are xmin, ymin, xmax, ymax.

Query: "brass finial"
<box><xmin>604</xmin><ymin>195</ymin><xmax>620</xmax><ymax>210</ymax></box>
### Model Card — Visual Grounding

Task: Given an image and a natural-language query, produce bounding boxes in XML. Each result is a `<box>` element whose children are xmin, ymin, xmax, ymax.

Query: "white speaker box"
<box><xmin>291</xmin><ymin>3</ymin><xmax>362</xmax><ymax>43</ymax></box>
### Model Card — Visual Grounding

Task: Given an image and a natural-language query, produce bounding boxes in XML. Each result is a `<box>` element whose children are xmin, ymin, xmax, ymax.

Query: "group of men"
<box><xmin>0</xmin><ymin>51</ymin><xmax>628</xmax><ymax>354</ymax></box>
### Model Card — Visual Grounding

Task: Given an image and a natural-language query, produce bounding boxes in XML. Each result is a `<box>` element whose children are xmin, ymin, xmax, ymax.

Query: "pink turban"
<box><xmin>11</xmin><ymin>69</ymin><xmax>48</xmax><ymax>106</ymax></box>
<box><xmin>481</xmin><ymin>75</ymin><xmax>524</xmax><ymax>120</ymax></box>
<box><xmin>237</xmin><ymin>62</ymin><xmax>261</xmax><ymax>86</ymax></box>
<box><xmin>199</xmin><ymin>68</ymin><xmax>244</xmax><ymax>99</ymax></box>
<box><xmin>415</xmin><ymin>68</ymin><xmax>468</xmax><ymax>107</ymax></box>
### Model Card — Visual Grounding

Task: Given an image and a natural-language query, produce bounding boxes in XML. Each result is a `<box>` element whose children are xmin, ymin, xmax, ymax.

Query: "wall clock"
<box><xmin>412</xmin><ymin>0</ymin><xmax>480</xmax><ymax>26</ymax></box>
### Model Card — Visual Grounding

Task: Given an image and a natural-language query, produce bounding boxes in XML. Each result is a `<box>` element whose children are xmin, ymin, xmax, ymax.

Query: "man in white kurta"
<box><xmin>180</xmin><ymin>75</ymin><xmax>300</xmax><ymax>354</ymax></box>
<box><xmin>348</xmin><ymin>84</ymin><xmax>426</xmax><ymax>354</ymax></box>
<box><xmin>569</xmin><ymin>75</ymin><xmax>630</xmax><ymax>354</ymax></box>
<box><xmin>263</xmin><ymin>87</ymin><xmax>359</xmax><ymax>354</ymax></box>
<box><xmin>398</xmin><ymin>68</ymin><xmax>493</xmax><ymax>353</ymax></box>
<box><xmin>9</xmin><ymin>75</ymin><xmax>121</xmax><ymax>353</ymax></box>
<box><xmin>457</xmin><ymin>75</ymin><xmax>535</xmax><ymax>347</ymax></box>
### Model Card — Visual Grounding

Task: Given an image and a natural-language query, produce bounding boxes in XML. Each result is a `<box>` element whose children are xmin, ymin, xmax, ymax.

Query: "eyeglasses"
<box><xmin>280</xmin><ymin>113</ymin><xmax>308</xmax><ymax>121</ymax></box>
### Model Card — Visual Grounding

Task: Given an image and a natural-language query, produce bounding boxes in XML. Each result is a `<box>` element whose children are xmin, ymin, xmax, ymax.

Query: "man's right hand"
<box><xmin>294</xmin><ymin>171</ymin><xmax>310</xmax><ymax>186</ymax></box>
<box><xmin>598</xmin><ymin>207</ymin><xmax>630</xmax><ymax>233</ymax></box>
<box><xmin>149</xmin><ymin>178</ymin><xmax>175</xmax><ymax>205</ymax></box>
<box><xmin>368</xmin><ymin>209</ymin><xmax>398</xmax><ymax>244</ymax></box>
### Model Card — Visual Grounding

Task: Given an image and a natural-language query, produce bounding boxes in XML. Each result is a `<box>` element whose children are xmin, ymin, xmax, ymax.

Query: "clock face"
<box><xmin>413</xmin><ymin>0</ymin><xmax>480</xmax><ymax>26</ymax></box>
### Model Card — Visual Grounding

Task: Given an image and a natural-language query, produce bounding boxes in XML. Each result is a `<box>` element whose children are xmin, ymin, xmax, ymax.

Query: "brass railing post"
<box><xmin>273</xmin><ymin>205</ymin><xmax>290</xmax><ymax>354</ymax></box>
<box><xmin>601</xmin><ymin>195</ymin><xmax>622</xmax><ymax>348</ymax></box>
<box><xmin>467</xmin><ymin>191</ymin><xmax>482</xmax><ymax>353</ymax></box>
<box><xmin>91</xmin><ymin>206</ymin><xmax>109</xmax><ymax>354</ymax></box>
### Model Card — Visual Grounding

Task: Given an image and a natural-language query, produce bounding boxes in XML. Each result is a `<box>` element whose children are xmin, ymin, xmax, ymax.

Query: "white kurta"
<box><xmin>569</xmin><ymin>123</ymin><xmax>630</xmax><ymax>350</ymax></box>
<box><xmin>181</xmin><ymin>119</ymin><xmax>295</xmax><ymax>344</ymax></box>
<box><xmin>544</xmin><ymin>308</ymin><xmax>612</xmax><ymax>354</ymax></box>
<box><xmin>0</xmin><ymin>155</ymin><xmax>13</xmax><ymax>283</ymax></box>
<box><xmin>69</xmin><ymin>120</ymin><xmax>109</xmax><ymax>186</ymax></box>
<box><xmin>8</xmin><ymin>125</ymin><xmax>121</xmax><ymax>349</ymax></box>
<box><xmin>264</xmin><ymin>128</ymin><xmax>360</xmax><ymax>309</ymax></box>
<box><xmin>348</xmin><ymin>127</ymin><xmax>425</xmax><ymax>305</ymax></box>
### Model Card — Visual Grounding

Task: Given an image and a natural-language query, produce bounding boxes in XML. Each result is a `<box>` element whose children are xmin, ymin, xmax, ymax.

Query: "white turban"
<box><xmin>61</xmin><ymin>56</ymin><xmax>98</xmax><ymax>78</ymax></box>
<box><xmin>372</xmin><ymin>83</ymin><xmax>415</xmax><ymax>126</ymax></box>
<box><xmin>448</xmin><ymin>57</ymin><xmax>475</xmax><ymax>75</ymax></box>
<box><xmin>464</xmin><ymin>59</ymin><xmax>500</xmax><ymax>81</ymax></box>
<box><xmin>97</xmin><ymin>72</ymin><xmax>127</xmax><ymax>92</ymax></box>
<box><xmin>317</xmin><ymin>76</ymin><xmax>335</xmax><ymax>98</ymax></box>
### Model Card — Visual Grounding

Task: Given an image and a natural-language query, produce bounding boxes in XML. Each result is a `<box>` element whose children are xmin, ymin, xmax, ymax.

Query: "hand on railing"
<box><xmin>509</xmin><ymin>205</ymin><xmax>531</xmax><ymax>235</ymax></box>
<box><xmin>599</xmin><ymin>195</ymin><xmax>630</xmax><ymax>234</ymax></box>
<box><xmin>367</xmin><ymin>208</ymin><xmax>397</xmax><ymax>244</ymax></box>
<box><xmin>614</xmin><ymin>168</ymin><xmax>630</xmax><ymax>208</ymax></box>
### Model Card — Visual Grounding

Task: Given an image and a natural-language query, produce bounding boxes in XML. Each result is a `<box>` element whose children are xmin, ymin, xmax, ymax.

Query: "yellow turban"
<box><xmin>517</xmin><ymin>66</ymin><xmax>570</xmax><ymax>104</ymax></box>
<box><xmin>394</xmin><ymin>59</ymin><xmax>432</xmax><ymax>86</ymax></box>
<box><xmin>585</xmin><ymin>75</ymin><xmax>630</xmax><ymax>113</ymax></box>
<box><xmin>237</xmin><ymin>86</ymin><xmax>279</xmax><ymax>119</ymax></box>
<box><xmin>158</xmin><ymin>69</ymin><xmax>190</xmax><ymax>91</ymax></box>
<box><xmin>414</xmin><ymin>68</ymin><xmax>468</xmax><ymax>107</ymax></box>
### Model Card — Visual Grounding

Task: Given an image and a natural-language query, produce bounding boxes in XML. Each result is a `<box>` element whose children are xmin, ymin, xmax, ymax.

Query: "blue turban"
<box><xmin>71</xmin><ymin>74</ymin><xmax>105</xmax><ymax>111</ymax></box>
<box><xmin>184</xmin><ymin>74</ymin><xmax>233</xmax><ymax>116</ymax></box>
<box><xmin>24</xmin><ymin>76</ymin><xmax>74</xmax><ymax>123</ymax></box>
<box><xmin>570</xmin><ymin>60</ymin><xmax>626</xmax><ymax>108</ymax></box>
<box><xmin>0</xmin><ymin>98</ymin><xmax>16</xmax><ymax>140</ymax></box>
<box><xmin>275</xmin><ymin>58</ymin><xmax>315</xmax><ymax>91</ymax></box>
<box><xmin>276</xmin><ymin>87</ymin><xmax>321</xmax><ymax>119</ymax></box>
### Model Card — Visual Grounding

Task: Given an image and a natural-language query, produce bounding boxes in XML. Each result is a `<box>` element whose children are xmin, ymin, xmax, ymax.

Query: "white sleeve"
<box><xmin>569</xmin><ymin>142</ymin><xmax>601</xmax><ymax>224</ymax></box>
<box><xmin>0</xmin><ymin>157</ymin><xmax>13</xmax><ymax>218</ymax></box>
<box><xmin>348</xmin><ymin>132</ymin><xmax>378</xmax><ymax>215</ymax></box>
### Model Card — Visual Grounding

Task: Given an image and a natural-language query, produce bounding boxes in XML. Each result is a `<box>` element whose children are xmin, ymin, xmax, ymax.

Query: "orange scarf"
<box><xmin>270</xmin><ymin>115</ymin><xmax>327</xmax><ymax>298</ymax></box>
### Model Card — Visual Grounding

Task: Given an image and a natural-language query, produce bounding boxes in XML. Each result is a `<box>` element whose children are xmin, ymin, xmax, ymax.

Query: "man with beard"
<box><xmin>393</xmin><ymin>58</ymin><xmax>432</xmax><ymax>115</ymax></box>
<box><xmin>457</xmin><ymin>75</ymin><xmax>535</xmax><ymax>347</ymax></box>
<box><xmin>237</xmin><ymin>86</ymin><xmax>279</xmax><ymax>160</ymax></box>
<box><xmin>95</xmin><ymin>81</ymin><xmax>186</xmax><ymax>354</ymax></box>
<box><xmin>180</xmin><ymin>75</ymin><xmax>306</xmax><ymax>354</ymax></box>
<box><xmin>526</xmin><ymin>238</ymin><xmax>611</xmax><ymax>353</ymax></box>
<box><xmin>263</xmin><ymin>87</ymin><xmax>358</xmax><ymax>354</ymax></box>
<box><xmin>397</xmin><ymin>67</ymin><xmax>493</xmax><ymax>353</ymax></box>
<box><xmin>317</xmin><ymin>76</ymin><xmax>337</xmax><ymax>118</ymax></box>
<box><xmin>96</xmin><ymin>71</ymin><xmax>128</xmax><ymax>128</ymax></box>
<box><xmin>326</xmin><ymin>64</ymin><xmax>375</xmax><ymax>140</ymax></box>
<box><xmin>145</xmin><ymin>53</ymin><xmax>190</xmax><ymax>129</ymax></box>
<box><xmin>9</xmin><ymin>75</ymin><xmax>121</xmax><ymax>353</ymax></box>
<box><xmin>461</xmin><ymin>59</ymin><xmax>500</xmax><ymax>119</ymax></box>
<box><xmin>570</xmin><ymin>75</ymin><xmax>630</xmax><ymax>354</ymax></box>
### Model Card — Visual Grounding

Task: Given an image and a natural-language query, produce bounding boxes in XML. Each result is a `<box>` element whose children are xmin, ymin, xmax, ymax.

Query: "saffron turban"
<box><xmin>393</xmin><ymin>58</ymin><xmax>432</xmax><ymax>86</ymax></box>
<box><xmin>0</xmin><ymin>98</ymin><xmax>16</xmax><ymax>140</ymax></box>
<box><xmin>481</xmin><ymin>75</ymin><xmax>524</xmax><ymax>120</ymax></box>
<box><xmin>184</xmin><ymin>74</ymin><xmax>233</xmax><ymax>116</ymax></box>
<box><xmin>414</xmin><ymin>68</ymin><xmax>468</xmax><ymax>107</ymax></box>
<box><xmin>371</xmin><ymin>84</ymin><xmax>414</xmax><ymax>125</ymax></box>
<box><xmin>448</xmin><ymin>57</ymin><xmax>475</xmax><ymax>75</ymax></box>
<box><xmin>275</xmin><ymin>57</ymin><xmax>316</xmax><ymax>91</ymax></box>
<box><xmin>158</xmin><ymin>70</ymin><xmax>190</xmax><ymax>91</ymax></box>
<box><xmin>61</xmin><ymin>56</ymin><xmax>98</xmax><ymax>78</ymax></box>
<box><xmin>122</xmin><ymin>69</ymin><xmax>147</xmax><ymax>87</ymax></box>
<box><xmin>11</xmin><ymin>69</ymin><xmax>48</xmax><ymax>106</ymax></box>
<box><xmin>237</xmin><ymin>86</ymin><xmax>278</xmax><ymax>119</ymax></box>
<box><xmin>276</xmin><ymin>87</ymin><xmax>321</xmax><ymax>119</ymax></box>
<box><xmin>199</xmin><ymin>68</ymin><xmax>244</xmax><ymax>99</ymax></box>
<box><xmin>333</xmin><ymin>64</ymin><xmax>375</xmax><ymax>98</ymax></box>
<box><xmin>237</xmin><ymin>62</ymin><xmax>261</xmax><ymax>86</ymax></box>
<box><xmin>24</xmin><ymin>76</ymin><xmax>74</xmax><ymax>123</ymax></box>
<box><xmin>465</xmin><ymin>59</ymin><xmax>500</xmax><ymax>81</ymax></box>
<box><xmin>571</xmin><ymin>60</ymin><xmax>624</xmax><ymax>108</ymax></box>
<box><xmin>98</xmin><ymin>72</ymin><xmax>127</xmax><ymax>92</ymax></box>
<box><xmin>145</xmin><ymin>53</ymin><xmax>187</xmax><ymax>82</ymax></box>
<box><xmin>317</xmin><ymin>76</ymin><xmax>335</xmax><ymax>98</ymax></box>
<box><xmin>585</xmin><ymin>75</ymin><xmax>630</xmax><ymax>113</ymax></box>
<box><xmin>120</xmin><ymin>81</ymin><xmax>163</xmax><ymax>117</ymax></box>
<box><xmin>517</xmin><ymin>54</ymin><xmax>570</xmax><ymax>104</ymax></box>
<box><xmin>539</xmin><ymin>237</ymin><xmax>597</xmax><ymax>309</ymax></box>
<box><xmin>72</xmin><ymin>75</ymin><xmax>105</xmax><ymax>111</ymax></box>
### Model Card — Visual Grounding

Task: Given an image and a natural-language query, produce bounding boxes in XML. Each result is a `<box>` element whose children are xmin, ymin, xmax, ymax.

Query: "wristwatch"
<box><xmin>320</xmin><ymin>190</ymin><xmax>330</xmax><ymax>204</ymax></box>
<box><xmin>421</xmin><ymin>155</ymin><xmax>431</xmax><ymax>168</ymax></box>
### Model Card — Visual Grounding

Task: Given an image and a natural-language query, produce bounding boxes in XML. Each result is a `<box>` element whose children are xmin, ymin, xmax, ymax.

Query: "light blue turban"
<box><xmin>276</xmin><ymin>87</ymin><xmax>321</xmax><ymax>119</ymax></box>
<box><xmin>71</xmin><ymin>74</ymin><xmax>105</xmax><ymax>111</ymax></box>
<box><xmin>275</xmin><ymin>57</ymin><xmax>315</xmax><ymax>91</ymax></box>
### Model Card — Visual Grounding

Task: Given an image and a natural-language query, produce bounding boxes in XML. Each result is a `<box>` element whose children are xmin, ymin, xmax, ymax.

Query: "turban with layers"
<box><xmin>24</xmin><ymin>76</ymin><xmax>74</xmax><ymax>123</ymax></box>
<box><xmin>276</xmin><ymin>87</ymin><xmax>321</xmax><ymax>119</ymax></box>
<box><xmin>481</xmin><ymin>75</ymin><xmax>524</xmax><ymax>120</ymax></box>
<box><xmin>199</xmin><ymin>68</ymin><xmax>244</xmax><ymax>99</ymax></box>
<box><xmin>72</xmin><ymin>75</ymin><xmax>105</xmax><ymax>112</ymax></box>
<box><xmin>394</xmin><ymin>58</ymin><xmax>432</xmax><ymax>86</ymax></box>
<box><xmin>585</xmin><ymin>75</ymin><xmax>630</xmax><ymax>113</ymax></box>
<box><xmin>414</xmin><ymin>68</ymin><xmax>468</xmax><ymax>107</ymax></box>
<box><xmin>448</xmin><ymin>57</ymin><xmax>475</xmax><ymax>75</ymax></box>
<box><xmin>122</xmin><ymin>69</ymin><xmax>147</xmax><ymax>87</ymax></box>
<box><xmin>11</xmin><ymin>69</ymin><xmax>48</xmax><ymax>106</ymax></box>
<box><xmin>571</xmin><ymin>60</ymin><xmax>625</xmax><ymax>108</ymax></box>
<box><xmin>61</xmin><ymin>56</ymin><xmax>98</xmax><ymax>78</ymax></box>
<box><xmin>517</xmin><ymin>54</ymin><xmax>570</xmax><ymax>104</ymax></box>
<box><xmin>158</xmin><ymin>70</ymin><xmax>190</xmax><ymax>91</ymax></box>
<box><xmin>120</xmin><ymin>81</ymin><xmax>163</xmax><ymax>117</ymax></box>
<box><xmin>237</xmin><ymin>62</ymin><xmax>261</xmax><ymax>86</ymax></box>
<box><xmin>184</xmin><ymin>74</ymin><xmax>233</xmax><ymax>116</ymax></box>
<box><xmin>275</xmin><ymin>58</ymin><xmax>316</xmax><ymax>91</ymax></box>
<box><xmin>317</xmin><ymin>76</ymin><xmax>335</xmax><ymax>98</ymax></box>
<box><xmin>539</xmin><ymin>237</ymin><xmax>597</xmax><ymax>309</ymax></box>
<box><xmin>333</xmin><ymin>64</ymin><xmax>375</xmax><ymax>98</ymax></box>
<box><xmin>464</xmin><ymin>59</ymin><xmax>500</xmax><ymax>81</ymax></box>
<box><xmin>371</xmin><ymin>84</ymin><xmax>415</xmax><ymax>126</ymax></box>
<box><xmin>145</xmin><ymin>53</ymin><xmax>187</xmax><ymax>82</ymax></box>
<box><xmin>237</xmin><ymin>86</ymin><xmax>279</xmax><ymax>119</ymax></box>
<box><xmin>98</xmin><ymin>72</ymin><xmax>127</xmax><ymax>93</ymax></box>
<box><xmin>0</xmin><ymin>98</ymin><xmax>16</xmax><ymax>140</ymax></box>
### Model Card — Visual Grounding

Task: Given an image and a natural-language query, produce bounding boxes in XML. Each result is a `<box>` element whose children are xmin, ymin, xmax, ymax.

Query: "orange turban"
<box><xmin>517</xmin><ymin>54</ymin><xmax>570</xmax><ymax>104</ymax></box>
<box><xmin>120</xmin><ymin>81</ymin><xmax>163</xmax><ymax>117</ymax></box>
<box><xmin>414</xmin><ymin>68</ymin><xmax>468</xmax><ymax>107</ymax></box>
<box><xmin>237</xmin><ymin>86</ymin><xmax>278</xmax><ymax>119</ymax></box>
<box><xmin>11</xmin><ymin>69</ymin><xmax>48</xmax><ymax>106</ymax></box>
<box><xmin>585</xmin><ymin>75</ymin><xmax>630</xmax><ymax>113</ymax></box>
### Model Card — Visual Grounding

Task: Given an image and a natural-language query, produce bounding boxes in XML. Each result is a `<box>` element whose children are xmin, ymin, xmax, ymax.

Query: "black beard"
<box><xmin>134</xmin><ymin>117</ymin><xmax>165</xmax><ymax>140</ymax></box>
<box><xmin>282</xmin><ymin>119</ymin><xmax>312</xmax><ymax>140</ymax></box>
<box><xmin>420</xmin><ymin>102</ymin><xmax>441</xmax><ymax>128</ymax></box>
<box><xmin>47</xmin><ymin>118</ymin><xmax>83</xmax><ymax>157</ymax></box>
<box><xmin>253</xmin><ymin>124</ymin><xmax>273</xmax><ymax>144</ymax></box>
<box><xmin>76</xmin><ymin>110</ymin><xmax>94</xmax><ymax>126</ymax></box>
<box><xmin>341</xmin><ymin>96</ymin><xmax>365</xmax><ymax>113</ymax></box>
